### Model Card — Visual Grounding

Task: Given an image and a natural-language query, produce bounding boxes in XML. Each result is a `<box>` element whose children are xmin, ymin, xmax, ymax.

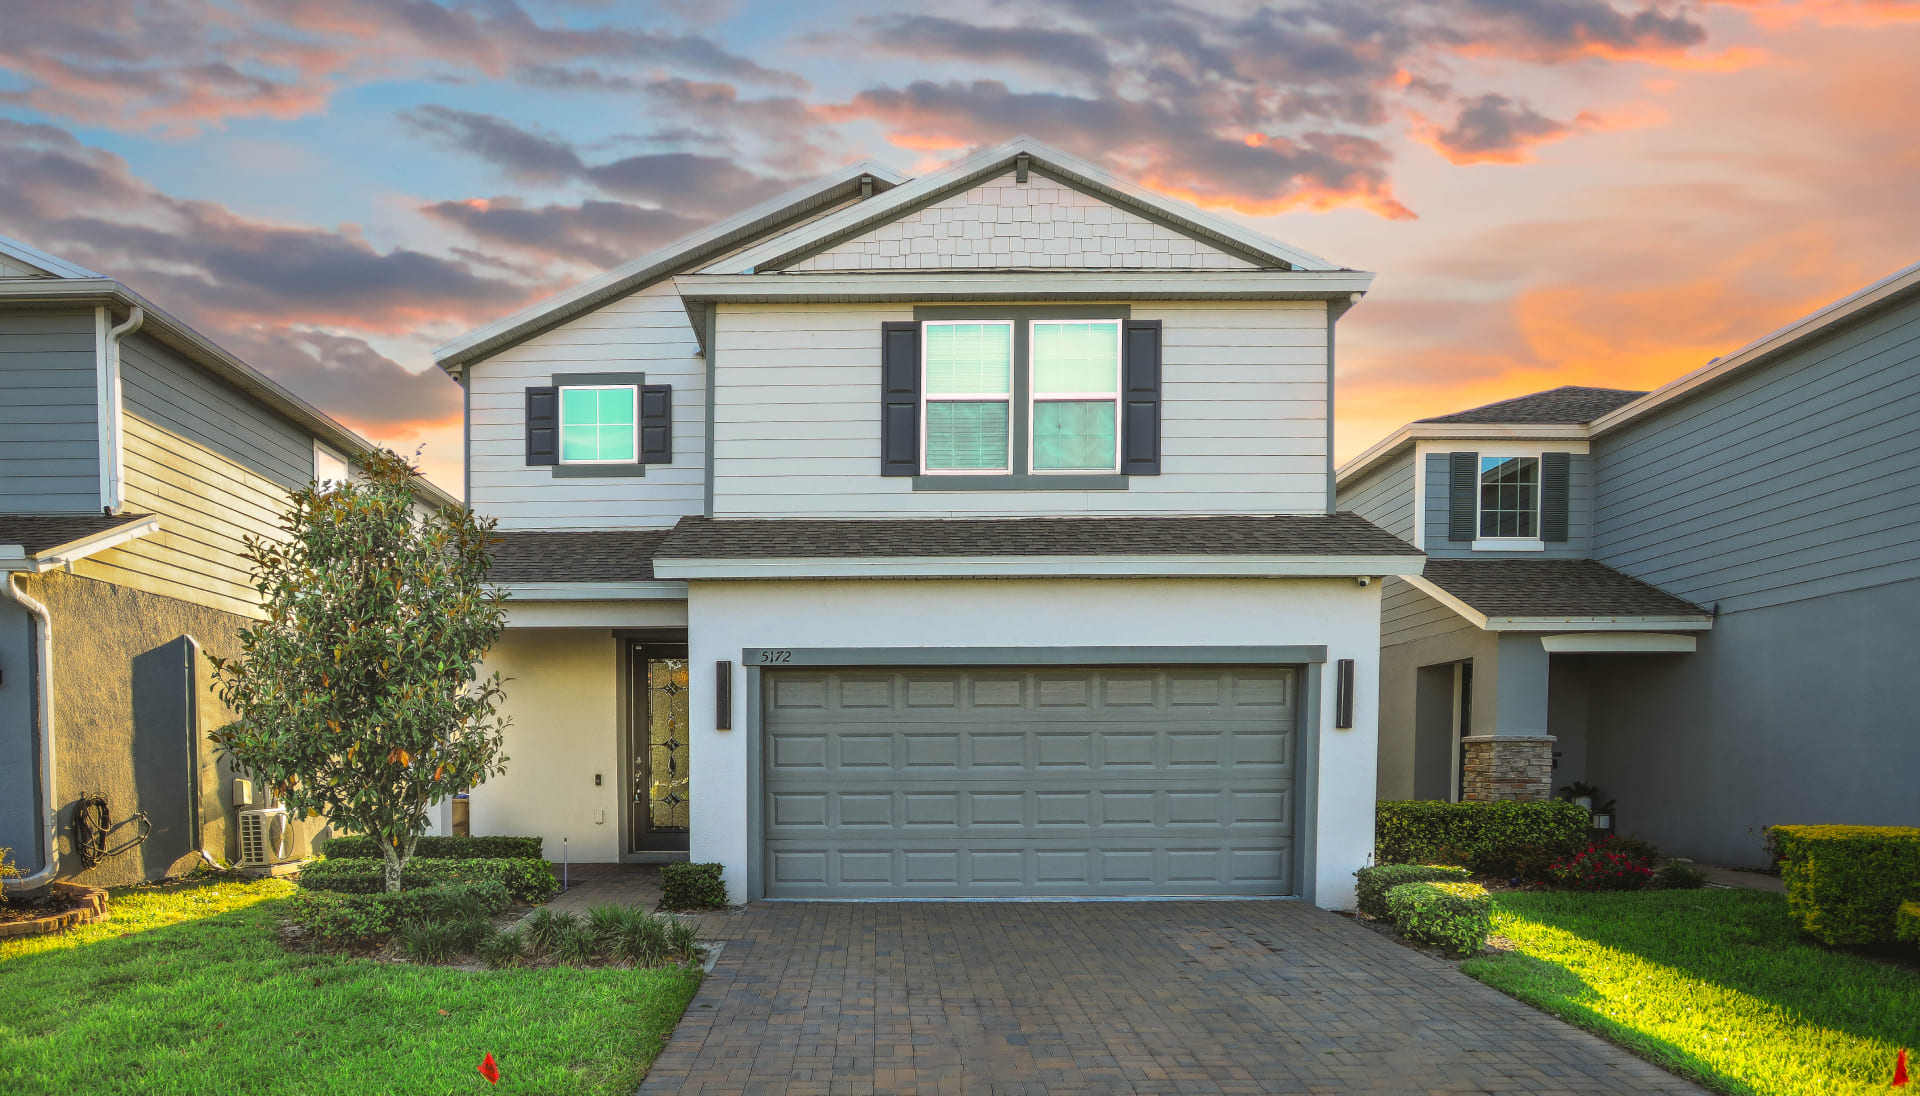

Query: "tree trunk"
<box><xmin>381</xmin><ymin>840</ymin><xmax>404</xmax><ymax>893</ymax></box>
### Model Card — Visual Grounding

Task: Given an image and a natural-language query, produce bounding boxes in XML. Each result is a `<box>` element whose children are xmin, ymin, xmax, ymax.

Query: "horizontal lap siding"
<box><xmin>0</xmin><ymin>308</ymin><xmax>99</xmax><ymax>512</ymax></box>
<box><xmin>468</xmin><ymin>281</ymin><xmax>705</xmax><ymax>531</ymax></box>
<box><xmin>120</xmin><ymin>333</ymin><xmax>313</xmax><ymax>490</ymax></box>
<box><xmin>1380</xmin><ymin>577</ymin><xmax>1473</xmax><ymax>647</ymax></box>
<box><xmin>1592</xmin><ymin>295</ymin><xmax>1920</xmax><ymax>612</ymax></box>
<box><xmin>1338</xmin><ymin>456</ymin><xmax>1414</xmax><ymax>542</ymax></box>
<box><xmin>711</xmin><ymin>300</ymin><xmax>1329</xmax><ymax>518</ymax></box>
<box><xmin>1423</xmin><ymin>451</ymin><xmax>1592</xmax><ymax>557</ymax></box>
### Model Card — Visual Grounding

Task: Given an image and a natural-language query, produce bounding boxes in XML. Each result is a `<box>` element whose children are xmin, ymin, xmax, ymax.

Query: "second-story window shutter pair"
<box><xmin>1540</xmin><ymin>451</ymin><xmax>1570</xmax><ymax>542</ymax></box>
<box><xmin>525</xmin><ymin>386</ymin><xmax>558</xmax><ymax>465</ymax></box>
<box><xmin>1448</xmin><ymin>452</ymin><xmax>1478</xmax><ymax>542</ymax></box>
<box><xmin>525</xmin><ymin>382</ymin><xmax>672</xmax><ymax>467</ymax></box>
<box><xmin>877</xmin><ymin>320</ymin><xmax>1163</xmax><ymax>476</ymax></box>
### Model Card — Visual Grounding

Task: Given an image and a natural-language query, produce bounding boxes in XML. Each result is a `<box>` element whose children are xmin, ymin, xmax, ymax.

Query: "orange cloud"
<box><xmin>1714</xmin><ymin>0</ymin><xmax>1920</xmax><ymax>29</ymax></box>
<box><xmin>1137</xmin><ymin>174</ymin><xmax>1416</xmax><ymax>220</ymax></box>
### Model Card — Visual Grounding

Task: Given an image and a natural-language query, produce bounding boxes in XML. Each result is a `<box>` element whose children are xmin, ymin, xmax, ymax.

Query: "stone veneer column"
<box><xmin>1459</xmin><ymin>735</ymin><xmax>1555</xmax><ymax>801</ymax></box>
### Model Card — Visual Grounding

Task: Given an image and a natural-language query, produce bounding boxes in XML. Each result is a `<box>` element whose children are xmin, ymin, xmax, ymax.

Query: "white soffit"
<box><xmin>1539</xmin><ymin>632</ymin><xmax>1699</xmax><ymax>653</ymax></box>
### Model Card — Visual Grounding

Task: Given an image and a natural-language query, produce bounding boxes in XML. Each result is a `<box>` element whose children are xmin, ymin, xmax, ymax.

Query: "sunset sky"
<box><xmin>3</xmin><ymin>0</ymin><xmax>1916</xmax><ymax>494</ymax></box>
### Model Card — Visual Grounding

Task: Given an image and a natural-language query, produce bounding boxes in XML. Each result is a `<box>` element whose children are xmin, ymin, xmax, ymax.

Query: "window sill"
<box><xmin>1472</xmin><ymin>538</ymin><xmax>1545</xmax><ymax>552</ymax></box>
<box><xmin>553</xmin><ymin>463</ymin><xmax>648</xmax><ymax>479</ymax></box>
<box><xmin>912</xmin><ymin>474</ymin><xmax>1130</xmax><ymax>492</ymax></box>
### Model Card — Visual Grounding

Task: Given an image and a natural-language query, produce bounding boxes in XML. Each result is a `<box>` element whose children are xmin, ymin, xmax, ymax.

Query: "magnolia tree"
<box><xmin>210</xmin><ymin>450</ymin><xmax>509</xmax><ymax>892</ymax></box>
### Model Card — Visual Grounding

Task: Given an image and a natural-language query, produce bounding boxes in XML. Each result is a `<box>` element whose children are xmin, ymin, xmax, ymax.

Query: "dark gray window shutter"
<box><xmin>1541</xmin><ymin>451</ymin><xmax>1570</xmax><ymax>542</ymax></box>
<box><xmin>880</xmin><ymin>321</ymin><xmax>919</xmax><ymax>476</ymax></box>
<box><xmin>1121</xmin><ymin>319</ymin><xmax>1162</xmax><ymax>476</ymax></box>
<box><xmin>525</xmin><ymin>386</ymin><xmax>558</xmax><ymax>465</ymax></box>
<box><xmin>1448</xmin><ymin>452</ymin><xmax>1478</xmax><ymax>542</ymax></box>
<box><xmin>640</xmin><ymin>384</ymin><xmax>672</xmax><ymax>464</ymax></box>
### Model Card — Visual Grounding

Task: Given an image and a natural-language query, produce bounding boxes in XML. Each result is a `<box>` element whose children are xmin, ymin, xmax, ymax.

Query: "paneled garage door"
<box><xmin>762</xmin><ymin>666</ymin><xmax>1297</xmax><ymax>898</ymax></box>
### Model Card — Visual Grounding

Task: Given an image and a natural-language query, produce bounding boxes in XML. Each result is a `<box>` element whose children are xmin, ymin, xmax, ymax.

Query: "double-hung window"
<box><xmin>1478</xmin><ymin>455</ymin><xmax>1540</xmax><ymax>539</ymax></box>
<box><xmin>1029</xmin><ymin>320</ymin><xmax>1121</xmax><ymax>473</ymax></box>
<box><xmin>559</xmin><ymin>385</ymin><xmax>638</xmax><ymax>465</ymax></box>
<box><xmin>922</xmin><ymin>321</ymin><xmax>1013</xmax><ymax>474</ymax></box>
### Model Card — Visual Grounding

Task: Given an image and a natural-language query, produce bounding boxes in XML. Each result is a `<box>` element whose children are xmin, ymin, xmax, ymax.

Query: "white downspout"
<box><xmin>3</xmin><ymin>570</ymin><xmax>58</xmax><ymax>890</ymax></box>
<box><xmin>99</xmin><ymin>306</ymin><xmax>144</xmax><ymax>515</ymax></box>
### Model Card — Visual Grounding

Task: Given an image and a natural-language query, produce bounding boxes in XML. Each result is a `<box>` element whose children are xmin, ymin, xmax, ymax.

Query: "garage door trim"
<box><xmin>742</xmin><ymin>646</ymin><xmax>1326</xmax><ymax>904</ymax></box>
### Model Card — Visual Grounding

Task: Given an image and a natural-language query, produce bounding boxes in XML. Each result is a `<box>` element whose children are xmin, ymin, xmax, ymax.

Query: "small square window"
<box><xmin>559</xmin><ymin>385</ymin><xmax>637</xmax><ymax>464</ymax></box>
<box><xmin>1479</xmin><ymin>456</ymin><xmax>1540</xmax><ymax>538</ymax></box>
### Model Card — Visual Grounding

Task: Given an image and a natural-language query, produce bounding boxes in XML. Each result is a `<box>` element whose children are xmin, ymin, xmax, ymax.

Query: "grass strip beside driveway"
<box><xmin>0</xmin><ymin>876</ymin><xmax>700</xmax><ymax>1096</ymax></box>
<box><xmin>1464</xmin><ymin>888</ymin><xmax>1920</xmax><ymax>1096</ymax></box>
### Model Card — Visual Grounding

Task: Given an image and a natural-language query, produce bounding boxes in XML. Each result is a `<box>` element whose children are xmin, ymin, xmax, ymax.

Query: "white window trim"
<box><xmin>919</xmin><ymin>320</ymin><xmax>1013</xmax><ymax>476</ymax></box>
<box><xmin>557</xmin><ymin>383</ymin><xmax>640</xmax><ymax>465</ymax></box>
<box><xmin>313</xmin><ymin>440</ymin><xmax>350</xmax><ymax>489</ymax></box>
<box><xmin>1026</xmin><ymin>318</ymin><xmax>1122</xmax><ymax>476</ymax></box>
<box><xmin>1475</xmin><ymin>453</ymin><xmax>1543</xmax><ymax>545</ymax></box>
<box><xmin>1473</xmin><ymin>538</ymin><xmax>1546</xmax><ymax>552</ymax></box>
<box><xmin>1412</xmin><ymin>439</ymin><xmax>1588</xmax><ymax>550</ymax></box>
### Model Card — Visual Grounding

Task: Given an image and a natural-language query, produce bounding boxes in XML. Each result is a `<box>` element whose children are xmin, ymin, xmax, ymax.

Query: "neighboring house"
<box><xmin>0</xmin><ymin>235</ymin><xmax>459</xmax><ymax>889</ymax></box>
<box><xmin>1338</xmin><ymin>262</ymin><xmax>1920</xmax><ymax>866</ymax></box>
<box><xmin>438</xmin><ymin>138</ymin><xmax>1419</xmax><ymax>909</ymax></box>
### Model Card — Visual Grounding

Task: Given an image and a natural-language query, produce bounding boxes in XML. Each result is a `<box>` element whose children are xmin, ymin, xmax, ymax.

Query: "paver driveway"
<box><xmin>640</xmin><ymin>900</ymin><xmax>1706</xmax><ymax>1095</ymax></box>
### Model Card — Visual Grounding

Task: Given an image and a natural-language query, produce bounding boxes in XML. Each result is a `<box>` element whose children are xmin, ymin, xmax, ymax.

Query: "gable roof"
<box><xmin>1418</xmin><ymin>386</ymin><xmax>1645</xmax><ymax>425</ymax></box>
<box><xmin>0</xmin><ymin>235</ymin><xmax>100</xmax><ymax>279</ymax></box>
<box><xmin>433</xmin><ymin>160</ymin><xmax>906</xmax><ymax>372</ymax></box>
<box><xmin>707</xmin><ymin>137</ymin><xmax>1343</xmax><ymax>276</ymax></box>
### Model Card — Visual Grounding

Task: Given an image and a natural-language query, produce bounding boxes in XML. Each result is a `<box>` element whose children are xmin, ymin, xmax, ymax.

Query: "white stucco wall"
<box><xmin>468</xmin><ymin>627</ymin><xmax>625</xmax><ymax>863</ymax></box>
<box><xmin>684</xmin><ymin>576</ymin><xmax>1382</xmax><ymax>909</ymax></box>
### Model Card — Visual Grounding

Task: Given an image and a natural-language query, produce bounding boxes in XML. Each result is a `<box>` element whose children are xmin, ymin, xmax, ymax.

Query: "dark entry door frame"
<box><xmin>622</xmin><ymin>633</ymin><xmax>690</xmax><ymax>854</ymax></box>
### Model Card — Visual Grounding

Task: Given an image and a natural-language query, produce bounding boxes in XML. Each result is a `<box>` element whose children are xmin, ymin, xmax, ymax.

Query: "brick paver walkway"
<box><xmin>638</xmin><ymin>900</ymin><xmax>1706</xmax><ymax>1095</ymax></box>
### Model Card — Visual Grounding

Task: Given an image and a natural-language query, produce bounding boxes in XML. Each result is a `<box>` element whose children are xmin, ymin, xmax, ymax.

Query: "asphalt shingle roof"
<box><xmin>1421</xmin><ymin>558</ymin><xmax>1708</xmax><ymax>619</ymax></box>
<box><xmin>654</xmin><ymin>514</ymin><xmax>1424</xmax><ymax>560</ymax></box>
<box><xmin>487</xmin><ymin>529</ymin><xmax>669</xmax><ymax>583</ymax></box>
<box><xmin>0</xmin><ymin>512</ymin><xmax>155</xmax><ymax>557</ymax></box>
<box><xmin>1418</xmin><ymin>386</ymin><xmax>1646</xmax><ymax>425</ymax></box>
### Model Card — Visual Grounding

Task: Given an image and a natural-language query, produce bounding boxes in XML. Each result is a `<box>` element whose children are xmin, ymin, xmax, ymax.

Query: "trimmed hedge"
<box><xmin>1898</xmin><ymin>902</ymin><xmax>1920</xmax><ymax>949</ymax></box>
<box><xmin>660</xmin><ymin>862</ymin><xmax>727</xmax><ymax>910</ymax></box>
<box><xmin>1354</xmin><ymin>863</ymin><xmax>1470</xmax><ymax>920</ymax></box>
<box><xmin>298</xmin><ymin>857</ymin><xmax>558</xmax><ymax>903</ymax></box>
<box><xmin>1772</xmin><ymin>825</ymin><xmax>1920</xmax><ymax>946</ymax></box>
<box><xmin>1385</xmin><ymin>880</ymin><xmax>1492</xmax><ymax>957</ymax></box>
<box><xmin>319</xmin><ymin>834</ymin><xmax>543</xmax><ymax>861</ymax></box>
<box><xmin>1376</xmin><ymin>800</ymin><xmax>1591</xmax><ymax>879</ymax></box>
<box><xmin>287</xmin><ymin>881</ymin><xmax>511</xmax><ymax>946</ymax></box>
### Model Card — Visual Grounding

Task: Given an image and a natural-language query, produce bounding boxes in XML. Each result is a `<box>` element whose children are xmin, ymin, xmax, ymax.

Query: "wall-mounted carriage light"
<box><xmin>1335</xmin><ymin>658</ymin><xmax>1356</xmax><ymax>729</ymax></box>
<box><xmin>715</xmin><ymin>660</ymin><xmax>733</xmax><ymax>730</ymax></box>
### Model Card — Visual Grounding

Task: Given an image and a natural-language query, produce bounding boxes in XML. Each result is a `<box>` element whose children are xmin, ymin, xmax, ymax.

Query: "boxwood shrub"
<box><xmin>1354</xmin><ymin>863</ymin><xmax>1471</xmax><ymax>920</ymax></box>
<box><xmin>287</xmin><ymin>881</ymin><xmax>511</xmax><ymax>946</ymax></box>
<box><xmin>1376</xmin><ymin>800</ymin><xmax>1591</xmax><ymax>879</ymax></box>
<box><xmin>661</xmin><ymin>862</ymin><xmax>728</xmax><ymax>910</ymax></box>
<box><xmin>1897</xmin><ymin>902</ymin><xmax>1920</xmax><ymax>949</ymax></box>
<box><xmin>1772</xmin><ymin>824</ymin><xmax>1920</xmax><ymax>946</ymax></box>
<box><xmin>299</xmin><ymin>856</ymin><xmax>557</xmax><ymax>903</ymax></box>
<box><xmin>319</xmin><ymin>834</ymin><xmax>543</xmax><ymax>861</ymax></box>
<box><xmin>1385</xmin><ymin>880</ymin><xmax>1492</xmax><ymax>957</ymax></box>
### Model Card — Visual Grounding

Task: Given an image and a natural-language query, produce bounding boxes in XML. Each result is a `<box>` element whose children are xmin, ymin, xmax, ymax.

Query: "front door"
<box><xmin>628</xmin><ymin>642</ymin><xmax>690</xmax><ymax>852</ymax></box>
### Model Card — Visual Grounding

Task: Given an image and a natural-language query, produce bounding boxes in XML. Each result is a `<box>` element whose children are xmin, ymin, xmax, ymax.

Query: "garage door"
<box><xmin>763</xmin><ymin>666</ymin><xmax>1297</xmax><ymax>898</ymax></box>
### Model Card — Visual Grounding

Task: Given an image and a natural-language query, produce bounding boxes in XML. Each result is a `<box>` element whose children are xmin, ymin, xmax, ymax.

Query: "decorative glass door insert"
<box><xmin>640</xmin><ymin>658</ymin><xmax>690</xmax><ymax>832</ymax></box>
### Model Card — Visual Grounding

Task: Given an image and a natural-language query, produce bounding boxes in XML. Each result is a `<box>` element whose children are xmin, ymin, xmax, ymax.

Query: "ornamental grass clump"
<box><xmin>478</xmin><ymin>927</ymin><xmax>526</xmax><ymax>969</ymax></box>
<box><xmin>552</xmin><ymin>922</ymin><xmax>598</xmax><ymax>967</ymax></box>
<box><xmin>523</xmin><ymin>908</ymin><xmax>578</xmax><ymax>954</ymax></box>
<box><xmin>664</xmin><ymin>916</ymin><xmax>700</xmax><ymax>962</ymax></box>
<box><xmin>1385</xmin><ymin>880</ymin><xmax>1492</xmax><ymax>957</ymax></box>
<box><xmin>1551</xmin><ymin>837</ymin><xmax>1655</xmax><ymax>891</ymax></box>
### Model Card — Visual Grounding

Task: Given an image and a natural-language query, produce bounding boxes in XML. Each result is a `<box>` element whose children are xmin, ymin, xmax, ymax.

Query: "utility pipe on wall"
<box><xmin>3</xmin><ymin>571</ymin><xmax>58</xmax><ymax>890</ymax></box>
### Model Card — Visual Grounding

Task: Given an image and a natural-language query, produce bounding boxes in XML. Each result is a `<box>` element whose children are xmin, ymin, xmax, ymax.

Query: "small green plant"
<box><xmin>399</xmin><ymin>919</ymin><xmax>460</xmax><ymax>964</ymax></box>
<box><xmin>664</xmin><ymin>916</ymin><xmax>699</xmax><ymax>962</ymax></box>
<box><xmin>524</xmin><ymin>908</ymin><xmax>579</xmax><ymax>954</ymax></box>
<box><xmin>585</xmin><ymin>903</ymin><xmax>632</xmax><ymax>949</ymax></box>
<box><xmin>552</xmin><ymin>921</ymin><xmax>598</xmax><ymax>967</ymax></box>
<box><xmin>478</xmin><ymin>927</ymin><xmax>526</xmax><ymax>969</ymax></box>
<box><xmin>1354</xmin><ymin>863</ymin><xmax>1471</xmax><ymax>920</ymax></box>
<box><xmin>661</xmin><ymin>862</ymin><xmax>727</xmax><ymax>910</ymax></box>
<box><xmin>1653</xmin><ymin>861</ymin><xmax>1710</xmax><ymax>890</ymax></box>
<box><xmin>613</xmin><ymin>914</ymin><xmax>669</xmax><ymax>967</ymax></box>
<box><xmin>0</xmin><ymin>847</ymin><xmax>21</xmax><ymax>902</ymax></box>
<box><xmin>286</xmin><ymin>881</ymin><xmax>510</xmax><ymax>947</ymax></box>
<box><xmin>1385</xmin><ymin>880</ymin><xmax>1492</xmax><ymax>957</ymax></box>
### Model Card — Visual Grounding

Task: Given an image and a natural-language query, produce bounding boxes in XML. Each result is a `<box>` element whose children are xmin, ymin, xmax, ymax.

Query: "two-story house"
<box><xmin>1339</xmin><ymin>260</ymin><xmax>1920</xmax><ymax>866</ymax></box>
<box><xmin>0</xmin><ymin>235</ymin><xmax>459</xmax><ymax>889</ymax></box>
<box><xmin>437</xmin><ymin>139</ymin><xmax>1421</xmax><ymax>909</ymax></box>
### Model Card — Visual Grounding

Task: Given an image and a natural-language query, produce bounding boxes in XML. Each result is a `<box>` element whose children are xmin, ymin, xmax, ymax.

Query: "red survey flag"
<box><xmin>479</xmin><ymin>1052</ymin><xmax>500</xmax><ymax>1084</ymax></box>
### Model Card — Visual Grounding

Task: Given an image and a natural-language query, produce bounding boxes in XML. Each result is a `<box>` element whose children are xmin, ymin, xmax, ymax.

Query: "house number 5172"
<box><xmin>758</xmin><ymin>650</ymin><xmax>792</xmax><ymax>663</ymax></box>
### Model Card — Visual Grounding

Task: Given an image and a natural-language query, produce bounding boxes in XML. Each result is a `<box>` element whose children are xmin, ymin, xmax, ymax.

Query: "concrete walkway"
<box><xmin>1700</xmin><ymin>866</ymin><xmax>1785</xmax><ymax>893</ymax></box>
<box><xmin>638</xmin><ymin>900</ymin><xmax>1708</xmax><ymax>1095</ymax></box>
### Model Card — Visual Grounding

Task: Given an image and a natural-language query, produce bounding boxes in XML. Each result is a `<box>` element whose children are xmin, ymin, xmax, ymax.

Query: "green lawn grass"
<box><xmin>1463</xmin><ymin>888</ymin><xmax>1920</xmax><ymax>1096</ymax></box>
<box><xmin>0</xmin><ymin>876</ymin><xmax>701</xmax><ymax>1096</ymax></box>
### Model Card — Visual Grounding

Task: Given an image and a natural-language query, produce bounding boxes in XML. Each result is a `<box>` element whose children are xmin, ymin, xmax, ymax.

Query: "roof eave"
<box><xmin>653</xmin><ymin>553</ymin><xmax>1424</xmax><ymax>580</ymax></box>
<box><xmin>1336</xmin><ymin>422</ymin><xmax>1591</xmax><ymax>486</ymax></box>
<box><xmin>0</xmin><ymin>515</ymin><xmax>162</xmax><ymax>572</ymax></box>
<box><xmin>676</xmin><ymin>270</ymin><xmax>1375</xmax><ymax>305</ymax></box>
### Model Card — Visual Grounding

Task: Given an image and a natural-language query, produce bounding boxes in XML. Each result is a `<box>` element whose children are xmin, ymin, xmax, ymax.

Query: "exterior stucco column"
<box><xmin>1462</xmin><ymin>633</ymin><xmax>1555</xmax><ymax>801</ymax></box>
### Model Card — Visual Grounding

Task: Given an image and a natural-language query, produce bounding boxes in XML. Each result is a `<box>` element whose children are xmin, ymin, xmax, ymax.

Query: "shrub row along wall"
<box><xmin>1772</xmin><ymin>825</ymin><xmax>1920</xmax><ymax>946</ymax></box>
<box><xmin>319</xmin><ymin>835</ymin><xmax>543</xmax><ymax>860</ymax></box>
<box><xmin>1376</xmin><ymin>800</ymin><xmax>1592</xmax><ymax>878</ymax></box>
<box><xmin>299</xmin><ymin>857</ymin><xmax>557</xmax><ymax>903</ymax></box>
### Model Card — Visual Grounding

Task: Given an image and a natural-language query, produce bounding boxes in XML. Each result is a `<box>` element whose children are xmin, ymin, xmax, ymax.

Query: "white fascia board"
<box><xmin>29</xmin><ymin>516</ymin><xmax>161</xmax><ymax>570</ymax></box>
<box><xmin>713</xmin><ymin>136</ymin><xmax>1343</xmax><ymax>274</ymax></box>
<box><xmin>1488</xmin><ymin>616</ymin><xmax>1714</xmax><ymax>633</ymax></box>
<box><xmin>1540</xmin><ymin>632</ymin><xmax>1699</xmax><ymax>653</ymax></box>
<box><xmin>653</xmin><ymin>554</ymin><xmax>1424</xmax><ymax>580</ymax></box>
<box><xmin>1590</xmin><ymin>259</ymin><xmax>1920</xmax><ymax>437</ymax></box>
<box><xmin>0</xmin><ymin>234</ymin><xmax>101</xmax><ymax>279</ymax></box>
<box><xmin>675</xmin><ymin>270</ymin><xmax>1374</xmax><ymax>304</ymax></box>
<box><xmin>1336</xmin><ymin>423</ymin><xmax>1591</xmax><ymax>486</ymax></box>
<box><xmin>434</xmin><ymin>160</ymin><xmax>906</xmax><ymax>371</ymax></box>
<box><xmin>1402</xmin><ymin>573</ymin><xmax>1490</xmax><ymax>628</ymax></box>
<box><xmin>496</xmin><ymin>580</ymin><xmax>689</xmax><ymax>602</ymax></box>
<box><xmin>504</xmin><ymin>599</ymin><xmax>689</xmax><ymax>629</ymax></box>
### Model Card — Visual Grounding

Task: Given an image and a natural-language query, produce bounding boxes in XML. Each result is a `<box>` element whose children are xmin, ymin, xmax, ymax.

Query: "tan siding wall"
<box><xmin>467</xmin><ymin>280</ymin><xmax>706</xmax><ymax>531</ymax></box>
<box><xmin>75</xmin><ymin>414</ymin><xmax>288</xmax><ymax>618</ymax></box>
<box><xmin>710</xmin><ymin>299</ymin><xmax>1329</xmax><ymax>518</ymax></box>
<box><xmin>789</xmin><ymin>172</ymin><xmax>1259</xmax><ymax>272</ymax></box>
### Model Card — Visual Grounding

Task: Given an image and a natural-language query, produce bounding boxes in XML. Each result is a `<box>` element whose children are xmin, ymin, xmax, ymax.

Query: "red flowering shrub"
<box><xmin>1551</xmin><ymin>837</ymin><xmax>1655</xmax><ymax>891</ymax></box>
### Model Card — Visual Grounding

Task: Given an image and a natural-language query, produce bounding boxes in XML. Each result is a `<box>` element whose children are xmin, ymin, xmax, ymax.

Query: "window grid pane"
<box><xmin>925</xmin><ymin>323</ymin><xmax>1012</xmax><ymax>395</ymax></box>
<box><xmin>1032</xmin><ymin>400</ymin><xmax>1117</xmax><ymax>470</ymax></box>
<box><xmin>1479</xmin><ymin>456</ymin><xmax>1540</xmax><ymax>538</ymax></box>
<box><xmin>1032</xmin><ymin>321</ymin><xmax>1120</xmax><ymax>394</ymax></box>
<box><xmin>559</xmin><ymin>385</ymin><xmax>637</xmax><ymax>463</ymax></box>
<box><xmin>925</xmin><ymin>401</ymin><xmax>1009</xmax><ymax>470</ymax></box>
